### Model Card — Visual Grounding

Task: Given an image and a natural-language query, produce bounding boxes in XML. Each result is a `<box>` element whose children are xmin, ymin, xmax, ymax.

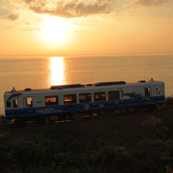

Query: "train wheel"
<box><xmin>48</xmin><ymin>119</ymin><xmax>55</xmax><ymax>123</ymax></box>
<box><xmin>105</xmin><ymin>109</ymin><xmax>112</xmax><ymax>116</ymax></box>
<box><xmin>120</xmin><ymin>108</ymin><xmax>127</xmax><ymax>114</ymax></box>
<box><xmin>88</xmin><ymin>111</ymin><xmax>94</xmax><ymax>117</ymax></box>
<box><xmin>68</xmin><ymin>113</ymin><xmax>75</xmax><ymax>120</ymax></box>
<box><xmin>147</xmin><ymin>104</ymin><xmax>157</xmax><ymax>111</ymax></box>
<box><xmin>97</xmin><ymin>110</ymin><xmax>101</xmax><ymax>117</ymax></box>
<box><xmin>66</xmin><ymin>113</ymin><xmax>69</xmax><ymax>120</ymax></box>
<box><xmin>127</xmin><ymin>107</ymin><xmax>135</xmax><ymax>114</ymax></box>
<box><xmin>134</xmin><ymin>107</ymin><xmax>140</xmax><ymax>113</ymax></box>
<box><xmin>58</xmin><ymin>114</ymin><xmax>67</xmax><ymax>121</ymax></box>
<box><xmin>97</xmin><ymin>110</ymin><xmax>105</xmax><ymax>117</ymax></box>
<box><xmin>101</xmin><ymin>110</ymin><xmax>105</xmax><ymax>116</ymax></box>
<box><xmin>113</xmin><ymin>108</ymin><xmax>120</xmax><ymax>115</ymax></box>
<box><xmin>47</xmin><ymin>116</ymin><xmax>55</xmax><ymax>123</ymax></box>
<box><xmin>36</xmin><ymin>116</ymin><xmax>45</xmax><ymax>124</ymax></box>
<box><xmin>16</xmin><ymin>118</ymin><xmax>26</xmax><ymax>126</ymax></box>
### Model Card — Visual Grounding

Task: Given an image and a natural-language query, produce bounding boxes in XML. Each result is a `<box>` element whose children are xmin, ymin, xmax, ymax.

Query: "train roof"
<box><xmin>4</xmin><ymin>79</ymin><xmax>164</xmax><ymax>94</ymax></box>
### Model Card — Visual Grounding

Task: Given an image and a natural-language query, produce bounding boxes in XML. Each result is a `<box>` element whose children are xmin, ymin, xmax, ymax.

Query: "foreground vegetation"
<box><xmin>0</xmin><ymin>97</ymin><xmax>173</xmax><ymax>173</ymax></box>
<box><xmin>165</xmin><ymin>97</ymin><xmax>173</xmax><ymax>106</ymax></box>
<box><xmin>0</xmin><ymin>114</ymin><xmax>173</xmax><ymax>173</ymax></box>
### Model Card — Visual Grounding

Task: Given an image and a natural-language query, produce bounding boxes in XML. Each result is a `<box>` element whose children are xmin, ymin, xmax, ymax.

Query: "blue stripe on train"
<box><xmin>5</xmin><ymin>95</ymin><xmax>165</xmax><ymax>119</ymax></box>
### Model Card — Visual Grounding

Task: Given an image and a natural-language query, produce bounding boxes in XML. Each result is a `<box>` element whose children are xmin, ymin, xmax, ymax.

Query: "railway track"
<box><xmin>0</xmin><ymin>105</ymin><xmax>173</xmax><ymax>129</ymax></box>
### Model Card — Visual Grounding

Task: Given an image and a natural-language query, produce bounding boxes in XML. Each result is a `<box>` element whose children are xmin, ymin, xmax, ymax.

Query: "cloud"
<box><xmin>134</xmin><ymin>0</ymin><xmax>168</xmax><ymax>7</ymax></box>
<box><xmin>2</xmin><ymin>0</ymin><xmax>23</xmax><ymax>5</ymax></box>
<box><xmin>25</xmin><ymin>0</ymin><xmax>35</xmax><ymax>3</ymax></box>
<box><xmin>24</xmin><ymin>0</ymin><xmax>114</xmax><ymax>18</ymax></box>
<box><xmin>3</xmin><ymin>12</ymin><xmax>20</xmax><ymax>21</ymax></box>
<box><xmin>29</xmin><ymin>27</ymin><xmax>41</xmax><ymax>30</ymax></box>
<box><xmin>117</xmin><ymin>0</ymin><xmax>169</xmax><ymax>13</ymax></box>
<box><xmin>25</xmin><ymin>21</ymin><xmax>31</xmax><ymax>25</ymax></box>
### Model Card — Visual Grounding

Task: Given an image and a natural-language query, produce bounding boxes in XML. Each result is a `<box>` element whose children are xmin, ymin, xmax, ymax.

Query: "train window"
<box><xmin>64</xmin><ymin>94</ymin><xmax>77</xmax><ymax>104</ymax></box>
<box><xmin>145</xmin><ymin>88</ymin><xmax>150</xmax><ymax>97</ymax></box>
<box><xmin>108</xmin><ymin>91</ymin><xmax>120</xmax><ymax>100</ymax></box>
<box><xmin>13</xmin><ymin>100</ymin><xmax>17</xmax><ymax>108</ymax></box>
<box><xmin>6</xmin><ymin>101</ymin><xmax>11</xmax><ymax>108</ymax></box>
<box><xmin>94</xmin><ymin>92</ymin><xmax>106</xmax><ymax>101</ymax></box>
<box><xmin>79</xmin><ymin>93</ymin><xmax>91</xmax><ymax>103</ymax></box>
<box><xmin>25</xmin><ymin>97</ymin><xmax>33</xmax><ymax>108</ymax></box>
<box><xmin>45</xmin><ymin>96</ymin><xmax>59</xmax><ymax>106</ymax></box>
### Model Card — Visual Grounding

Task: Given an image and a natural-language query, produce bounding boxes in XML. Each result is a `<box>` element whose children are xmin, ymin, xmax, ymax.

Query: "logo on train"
<box><xmin>37</xmin><ymin>108</ymin><xmax>63</xmax><ymax>114</ymax></box>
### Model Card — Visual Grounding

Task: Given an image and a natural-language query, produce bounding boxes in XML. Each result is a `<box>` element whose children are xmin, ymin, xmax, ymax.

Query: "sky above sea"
<box><xmin>0</xmin><ymin>0</ymin><xmax>173</xmax><ymax>56</ymax></box>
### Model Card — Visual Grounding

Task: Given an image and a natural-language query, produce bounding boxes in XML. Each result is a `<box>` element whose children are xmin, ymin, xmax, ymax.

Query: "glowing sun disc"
<box><xmin>44</xmin><ymin>17</ymin><xmax>68</xmax><ymax>42</ymax></box>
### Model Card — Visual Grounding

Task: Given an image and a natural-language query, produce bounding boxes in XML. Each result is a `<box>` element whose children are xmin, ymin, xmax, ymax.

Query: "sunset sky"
<box><xmin>0</xmin><ymin>0</ymin><xmax>173</xmax><ymax>57</ymax></box>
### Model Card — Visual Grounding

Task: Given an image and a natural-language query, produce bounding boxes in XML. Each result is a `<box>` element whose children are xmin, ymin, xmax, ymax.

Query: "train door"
<box><xmin>155</xmin><ymin>87</ymin><xmax>160</xmax><ymax>96</ymax></box>
<box><xmin>145</xmin><ymin>87</ymin><xmax>151</xmax><ymax>97</ymax></box>
<box><xmin>5</xmin><ymin>99</ymin><xmax>12</xmax><ymax>119</ymax></box>
<box><xmin>24</xmin><ymin>97</ymin><xmax>34</xmax><ymax>116</ymax></box>
<box><xmin>12</xmin><ymin>99</ymin><xmax>19</xmax><ymax>117</ymax></box>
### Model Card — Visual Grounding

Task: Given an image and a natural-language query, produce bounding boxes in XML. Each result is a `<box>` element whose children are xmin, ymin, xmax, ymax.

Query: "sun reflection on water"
<box><xmin>49</xmin><ymin>57</ymin><xmax>65</xmax><ymax>86</ymax></box>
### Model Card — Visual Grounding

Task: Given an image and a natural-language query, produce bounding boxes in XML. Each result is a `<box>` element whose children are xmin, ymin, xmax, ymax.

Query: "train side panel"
<box><xmin>4</xmin><ymin>81</ymin><xmax>165</xmax><ymax>120</ymax></box>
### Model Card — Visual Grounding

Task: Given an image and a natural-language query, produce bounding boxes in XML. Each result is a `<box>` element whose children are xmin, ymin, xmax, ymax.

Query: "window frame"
<box><xmin>94</xmin><ymin>92</ymin><xmax>106</xmax><ymax>102</ymax></box>
<box><xmin>64</xmin><ymin>94</ymin><xmax>77</xmax><ymax>104</ymax></box>
<box><xmin>45</xmin><ymin>96</ymin><xmax>59</xmax><ymax>106</ymax></box>
<box><xmin>108</xmin><ymin>90</ymin><xmax>120</xmax><ymax>100</ymax></box>
<box><xmin>6</xmin><ymin>101</ymin><xmax>11</xmax><ymax>108</ymax></box>
<box><xmin>25</xmin><ymin>97</ymin><xmax>33</xmax><ymax>108</ymax></box>
<box><xmin>79</xmin><ymin>93</ymin><xmax>92</xmax><ymax>103</ymax></box>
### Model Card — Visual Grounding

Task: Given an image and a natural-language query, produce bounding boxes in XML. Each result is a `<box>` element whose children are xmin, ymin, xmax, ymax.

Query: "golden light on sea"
<box><xmin>49</xmin><ymin>57</ymin><xmax>65</xmax><ymax>86</ymax></box>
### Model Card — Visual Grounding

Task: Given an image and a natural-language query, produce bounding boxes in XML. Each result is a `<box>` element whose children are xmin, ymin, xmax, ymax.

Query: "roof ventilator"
<box><xmin>95</xmin><ymin>81</ymin><xmax>126</xmax><ymax>86</ymax></box>
<box><xmin>24</xmin><ymin>88</ymin><xmax>32</xmax><ymax>91</ymax></box>
<box><xmin>50</xmin><ymin>84</ymin><xmax>85</xmax><ymax>90</ymax></box>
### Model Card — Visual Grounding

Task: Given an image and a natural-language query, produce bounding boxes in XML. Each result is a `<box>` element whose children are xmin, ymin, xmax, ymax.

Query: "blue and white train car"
<box><xmin>4</xmin><ymin>79</ymin><xmax>165</xmax><ymax>124</ymax></box>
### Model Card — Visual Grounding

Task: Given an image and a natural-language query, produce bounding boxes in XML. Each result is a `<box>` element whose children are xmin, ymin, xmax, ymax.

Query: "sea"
<box><xmin>0</xmin><ymin>54</ymin><xmax>173</xmax><ymax>115</ymax></box>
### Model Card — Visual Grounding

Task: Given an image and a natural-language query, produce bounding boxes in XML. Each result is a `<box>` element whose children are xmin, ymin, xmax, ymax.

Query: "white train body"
<box><xmin>4</xmin><ymin>80</ymin><xmax>165</xmax><ymax>121</ymax></box>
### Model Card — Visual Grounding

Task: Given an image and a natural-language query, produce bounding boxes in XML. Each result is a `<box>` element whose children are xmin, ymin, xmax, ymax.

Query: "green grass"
<box><xmin>0</xmin><ymin>117</ymin><xmax>173</xmax><ymax>173</ymax></box>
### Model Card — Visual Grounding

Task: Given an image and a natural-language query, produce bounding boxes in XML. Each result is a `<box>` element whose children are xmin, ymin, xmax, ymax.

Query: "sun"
<box><xmin>43</xmin><ymin>17</ymin><xmax>68</xmax><ymax>43</ymax></box>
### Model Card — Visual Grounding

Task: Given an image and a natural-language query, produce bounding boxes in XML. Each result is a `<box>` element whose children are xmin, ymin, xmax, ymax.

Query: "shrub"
<box><xmin>0</xmin><ymin>115</ymin><xmax>5</xmax><ymax>124</ymax></box>
<box><xmin>165</xmin><ymin>97</ymin><xmax>173</xmax><ymax>106</ymax></box>
<box><xmin>142</xmin><ymin>115</ymin><xmax>169</xmax><ymax>140</ymax></box>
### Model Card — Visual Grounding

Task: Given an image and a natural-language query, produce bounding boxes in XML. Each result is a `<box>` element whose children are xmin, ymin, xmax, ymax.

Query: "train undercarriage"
<box><xmin>10</xmin><ymin>104</ymin><xmax>161</xmax><ymax>126</ymax></box>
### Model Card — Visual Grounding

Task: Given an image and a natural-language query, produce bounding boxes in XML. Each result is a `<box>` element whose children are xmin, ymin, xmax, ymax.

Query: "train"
<box><xmin>4</xmin><ymin>78</ymin><xmax>165</xmax><ymax>125</ymax></box>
